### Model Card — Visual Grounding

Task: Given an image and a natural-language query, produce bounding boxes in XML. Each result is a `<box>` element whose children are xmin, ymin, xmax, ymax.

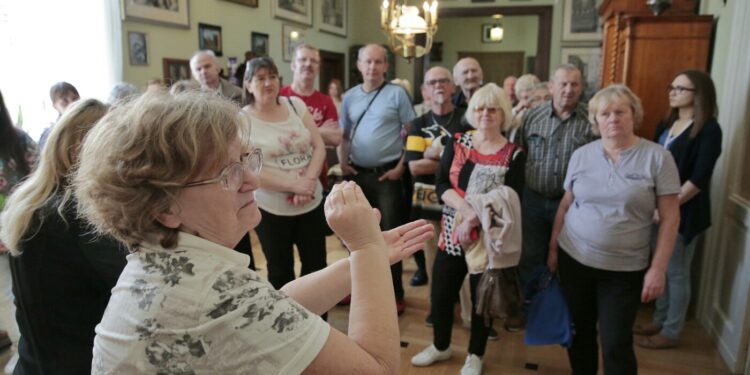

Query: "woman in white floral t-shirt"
<box><xmin>74</xmin><ymin>91</ymin><xmax>433</xmax><ymax>374</ymax></box>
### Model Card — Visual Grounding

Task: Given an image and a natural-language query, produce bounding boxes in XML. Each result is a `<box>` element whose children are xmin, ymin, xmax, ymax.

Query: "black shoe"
<box><xmin>425</xmin><ymin>315</ymin><xmax>434</xmax><ymax>327</ymax></box>
<box><xmin>410</xmin><ymin>269</ymin><xmax>428</xmax><ymax>286</ymax></box>
<box><xmin>488</xmin><ymin>327</ymin><xmax>499</xmax><ymax>341</ymax></box>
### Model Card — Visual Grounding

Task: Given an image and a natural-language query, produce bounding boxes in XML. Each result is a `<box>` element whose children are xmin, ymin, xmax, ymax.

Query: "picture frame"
<box><xmin>251</xmin><ymin>32</ymin><xmax>270</xmax><ymax>56</ymax></box>
<box><xmin>128</xmin><ymin>31</ymin><xmax>148</xmax><ymax>66</ymax></box>
<box><xmin>282</xmin><ymin>24</ymin><xmax>305</xmax><ymax>62</ymax></box>
<box><xmin>428</xmin><ymin>42</ymin><xmax>443</xmax><ymax>62</ymax></box>
<box><xmin>482</xmin><ymin>24</ymin><xmax>503</xmax><ymax>43</ymax></box>
<box><xmin>121</xmin><ymin>0</ymin><xmax>190</xmax><ymax>29</ymax></box>
<box><xmin>162</xmin><ymin>58</ymin><xmax>192</xmax><ymax>85</ymax></box>
<box><xmin>272</xmin><ymin>0</ymin><xmax>312</xmax><ymax>26</ymax></box>
<box><xmin>562</xmin><ymin>0</ymin><xmax>603</xmax><ymax>41</ymax></box>
<box><xmin>561</xmin><ymin>46</ymin><xmax>602</xmax><ymax>101</ymax></box>
<box><xmin>318</xmin><ymin>0</ymin><xmax>347</xmax><ymax>37</ymax></box>
<box><xmin>198</xmin><ymin>23</ymin><xmax>223</xmax><ymax>57</ymax></box>
<box><xmin>220</xmin><ymin>0</ymin><xmax>258</xmax><ymax>7</ymax></box>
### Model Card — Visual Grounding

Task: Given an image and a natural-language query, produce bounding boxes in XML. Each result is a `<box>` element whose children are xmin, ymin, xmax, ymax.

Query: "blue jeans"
<box><xmin>653</xmin><ymin>233</ymin><xmax>697</xmax><ymax>340</ymax></box>
<box><xmin>520</xmin><ymin>188</ymin><xmax>561</xmax><ymax>287</ymax></box>
<box><xmin>349</xmin><ymin>171</ymin><xmax>405</xmax><ymax>299</ymax></box>
<box><xmin>558</xmin><ymin>250</ymin><xmax>644</xmax><ymax>375</ymax></box>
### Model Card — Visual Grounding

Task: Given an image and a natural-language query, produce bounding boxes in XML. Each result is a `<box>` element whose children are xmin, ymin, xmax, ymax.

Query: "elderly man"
<box><xmin>452</xmin><ymin>57</ymin><xmax>483</xmax><ymax>110</ymax></box>
<box><xmin>189</xmin><ymin>50</ymin><xmax>242</xmax><ymax>104</ymax></box>
<box><xmin>280</xmin><ymin>44</ymin><xmax>342</xmax><ymax>146</ymax></box>
<box><xmin>519</xmin><ymin>64</ymin><xmax>596</xmax><ymax>287</ymax></box>
<box><xmin>405</xmin><ymin>67</ymin><xmax>469</xmax><ymax>288</ymax></box>
<box><xmin>338</xmin><ymin>44</ymin><xmax>416</xmax><ymax>315</ymax></box>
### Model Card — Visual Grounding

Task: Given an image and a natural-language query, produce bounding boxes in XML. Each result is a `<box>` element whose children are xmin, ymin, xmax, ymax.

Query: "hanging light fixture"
<box><xmin>381</xmin><ymin>0</ymin><xmax>439</xmax><ymax>60</ymax></box>
<box><xmin>489</xmin><ymin>14</ymin><xmax>504</xmax><ymax>42</ymax></box>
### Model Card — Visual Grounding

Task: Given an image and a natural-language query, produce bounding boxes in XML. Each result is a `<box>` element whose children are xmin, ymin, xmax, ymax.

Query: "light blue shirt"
<box><xmin>558</xmin><ymin>139</ymin><xmax>680</xmax><ymax>271</ymax></box>
<box><xmin>340</xmin><ymin>83</ymin><xmax>416</xmax><ymax>167</ymax></box>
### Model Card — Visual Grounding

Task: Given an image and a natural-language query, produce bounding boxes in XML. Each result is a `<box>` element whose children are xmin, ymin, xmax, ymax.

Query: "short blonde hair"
<box><xmin>1</xmin><ymin>99</ymin><xmax>109</xmax><ymax>255</ymax></box>
<box><xmin>465</xmin><ymin>83</ymin><xmax>513</xmax><ymax>132</ymax></box>
<box><xmin>588</xmin><ymin>84</ymin><xmax>644</xmax><ymax>136</ymax></box>
<box><xmin>74</xmin><ymin>91</ymin><xmax>248</xmax><ymax>250</ymax></box>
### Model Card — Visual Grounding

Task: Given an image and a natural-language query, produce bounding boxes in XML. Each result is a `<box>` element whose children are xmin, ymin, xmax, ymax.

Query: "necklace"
<box><xmin>430</xmin><ymin>110</ymin><xmax>455</xmax><ymax>128</ymax></box>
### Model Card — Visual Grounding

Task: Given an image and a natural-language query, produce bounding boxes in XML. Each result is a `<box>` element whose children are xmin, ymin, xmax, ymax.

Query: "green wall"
<box><xmin>431</xmin><ymin>15</ymin><xmax>539</xmax><ymax>73</ymax></box>
<box><xmin>122</xmin><ymin>1</ymin><xmax>564</xmax><ymax>91</ymax></box>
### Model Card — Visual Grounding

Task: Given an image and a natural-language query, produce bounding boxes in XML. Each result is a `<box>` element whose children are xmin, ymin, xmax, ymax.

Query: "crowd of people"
<box><xmin>0</xmin><ymin>40</ymin><xmax>723</xmax><ymax>375</ymax></box>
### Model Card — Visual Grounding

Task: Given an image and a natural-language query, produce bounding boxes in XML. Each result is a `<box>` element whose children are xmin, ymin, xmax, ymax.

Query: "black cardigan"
<box><xmin>10</xmin><ymin>196</ymin><xmax>127</xmax><ymax>375</ymax></box>
<box><xmin>654</xmin><ymin>118</ymin><xmax>723</xmax><ymax>244</ymax></box>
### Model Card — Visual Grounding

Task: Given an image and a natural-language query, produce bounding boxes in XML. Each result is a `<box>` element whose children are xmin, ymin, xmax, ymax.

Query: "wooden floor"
<box><xmin>257</xmin><ymin>232</ymin><xmax>731</xmax><ymax>375</ymax></box>
<box><xmin>0</xmin><ymin>232</ymin><xmax>731</xmax><ymax>374</ymax></box>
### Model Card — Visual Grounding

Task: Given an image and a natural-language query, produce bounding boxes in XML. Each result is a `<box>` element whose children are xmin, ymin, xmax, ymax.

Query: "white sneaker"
<box><xmin>4</xmin><ymin>352</ymin><xmax>18</xmax><ymax>374</ymax></box>
<box><xmin>460</xmin><ymin>354</ymin><xmax>483</xmax><ymax>375</ymax></box>
<box><xmin>411</xmin><ymin>344</ymin><xmax>451</xmax><ymax>366</ymax></box>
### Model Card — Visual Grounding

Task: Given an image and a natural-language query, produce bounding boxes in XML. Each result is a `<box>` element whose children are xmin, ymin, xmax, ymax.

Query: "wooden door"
<box><xmin>319</xmin><ymin>49</ymin><xmax>345</xmax><ymax>93</ymax></box>
<box><xmin>457</xmin><ymin>51</ymin><xmax>525</xmax><ymax>86</ymax></box>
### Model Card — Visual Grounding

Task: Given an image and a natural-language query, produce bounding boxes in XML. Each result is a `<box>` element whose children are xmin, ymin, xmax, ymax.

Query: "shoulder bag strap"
<box><xmin>348</xmin><ymin>82</ymin><xmax>387</xmax><ymax>143</ymax></box>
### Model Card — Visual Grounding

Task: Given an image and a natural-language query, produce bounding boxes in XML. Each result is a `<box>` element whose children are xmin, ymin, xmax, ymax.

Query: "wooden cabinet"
<box><xmin>599</xmin><ymin>0</ymin><xmax>713</xmax><ymax>139</ymax></box>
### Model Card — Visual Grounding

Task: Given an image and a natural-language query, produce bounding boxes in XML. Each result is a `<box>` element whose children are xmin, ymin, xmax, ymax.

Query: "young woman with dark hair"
<box><xmin>635</xmin><ymin>70</ymin><xmax>724</xmax><ymax>349</ymax></box>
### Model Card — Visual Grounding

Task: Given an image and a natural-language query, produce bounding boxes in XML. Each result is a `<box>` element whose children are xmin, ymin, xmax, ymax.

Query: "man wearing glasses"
<box><xmin>280</xmin><ymin>44</ymin><xmax>343</xmax><ymax>147</ymax></box>
<box><xmin>405</xmin><ymin>67</ymin><xmax>469</xmax><ymax>289</ymax></box>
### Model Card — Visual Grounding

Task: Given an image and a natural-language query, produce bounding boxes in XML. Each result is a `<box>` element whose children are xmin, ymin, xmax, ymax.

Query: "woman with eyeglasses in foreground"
<box><xmin>411</xmin><ymin>83</ymin><xmax>525</xmax><ymax>375</ymax></box>
<box><xmin>1</xmin><ymin>99</ymin><xmax>127</xmax><ymax>374</ymax></box>
<box><xmin>74</xmin><ymin>91</ymin><xmax>433</xmax><ymax>374</ymax></box>
<box><xmin>634</xmin><ymin>70</ymin><xmax>723</xmax><ymax>349</ymax></box>
<box><xmin>548</xmin><ymin>84</ymin><xmax>681</xmax><ymax>374</ymax></box>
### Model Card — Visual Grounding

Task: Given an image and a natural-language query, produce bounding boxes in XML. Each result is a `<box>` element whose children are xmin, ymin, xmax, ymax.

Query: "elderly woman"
<box><xmin>0</xmin><ymin>99</ymin><xmax>127</xmax><ymax>374</ymax></box>
<box><xmin>73</xmin><ymin>91</ymin><xmax>432</xmax><ymax>373</ymax></box>
<box><xmin>507</xmin><ymin>74</ymin><xmax>541</xmax><ymax>145</ymax></box>
<box><xmin>411</xmin><ymin>83</ymin><xmax>525</xmax><ymax>375</ymax></box>
<box><xmin>241</xmin><ymin>57</ymin><xmax>329</xmax><ymax>290</ymax></box>
<box><xmin>635</xmin><ymin>70</ymin><xmax>723</xmax><ymax>349</ymax></box>
<box><xmin>548</xmin><ymin>84</ymin><xmax>681</xmax><ymax>374</ymax></box>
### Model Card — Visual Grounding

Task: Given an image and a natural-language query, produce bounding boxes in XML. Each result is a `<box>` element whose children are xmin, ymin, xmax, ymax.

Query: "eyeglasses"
<box><xmin>473</xmin><ymin>106</ymin><xmax>499</xmax><ymax>114</ymax></box>
<box><xmin>425</xmin><ymin>78</ymin><xmax>451</xmax><ymax>86</ymax></box>
<box><xmin>667</xmin><ymin>85</ymin><xmax>695</xmax><ymax>94</ymax></box>
<box><xmin>183</xmin><ymin>149</ymin><xmax>263</xmax><ymax>191</ymax></box>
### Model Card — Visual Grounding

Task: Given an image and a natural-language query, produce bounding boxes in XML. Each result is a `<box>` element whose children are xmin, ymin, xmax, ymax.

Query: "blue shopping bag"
<box><xmin>523</xmin><ymin>265</ymin><xmax>573</xmax><ymax>348</ymax></box>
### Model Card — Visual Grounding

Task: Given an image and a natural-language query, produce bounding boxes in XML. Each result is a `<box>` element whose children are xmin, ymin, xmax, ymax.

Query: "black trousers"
<box><xmin>558</xmin><ymin>250</ymin><xmax>644</xmax><ymax>375</ymax></box>
<box><xmin>430</xmin><ymin>250</ymin><xmax>490</xmax><ymax>356</ymax></box>
<box><xmin>233</xmin><ymin>232</ymin><xmax>255</xmax><ymax>271</ymax></box>
<box><xmin>255</xmin><ymin>203</ymin><xmax>327</xmax><ymax>290</ymax></box>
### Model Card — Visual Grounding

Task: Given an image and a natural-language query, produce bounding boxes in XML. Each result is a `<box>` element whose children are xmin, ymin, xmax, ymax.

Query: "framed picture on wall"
<box><xmin>319</xmin><ymin>0</ymin><xmax>347</xmax><ymax>37</ymax></box>
<box><xmin>121</xmin><ymin>0</ymin><xmax>190</xmax><ymax>29</ymax></box>
<box><xmin>220</xmin><ymin>0</ymin><xmax>258</xmax><ymax>7</ymax></box>
<box><xmin>251</xmin><ymin>32</ymin><xmax>269</xmax><ymax>56</ymax></box>
<box><xmin>561</xmin><ymin>46</ymin><xmax>601</xmax><ymax>101</ymax></box>
<box><xmin>282</xmin><ymin>24</ymin><xmax>305</xmax><ymax>62</ymax></box>
<box><xmin>198</xmin><ymin>23</ymin><xmax>223</xmax><ymax>56</ymax></box>
<box><xmin>562</xmin><ymin>0</ymin><xmax>603</xmax><ymax>41</ymax></box>
<box><xmin>162</xmin><ymin>58</ymin><xmax>192</xmax><ymax>85</ymax></box>
<box><xmin>128</xmin><ymin>31</ymin><xmax>148</xmax><ymax>66</ymax></box>
<box><xmin>272</xmin><ymin>0</ymin><xmax>312</xmax><ymax>26</ymax></box>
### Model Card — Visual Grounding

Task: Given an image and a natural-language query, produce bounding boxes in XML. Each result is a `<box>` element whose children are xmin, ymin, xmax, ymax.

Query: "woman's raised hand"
<box><xmin>382</xmin><ymin>219</ymin><xmax>434</xmax><ymax>264</ymax></box>
<box><xmin>324</xmin><ymin>181</ymin><xmax>384</xmax><ymax>251</ymax></box>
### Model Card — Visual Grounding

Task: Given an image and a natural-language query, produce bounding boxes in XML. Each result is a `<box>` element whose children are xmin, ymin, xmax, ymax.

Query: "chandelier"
<box><xmin>381</xmin><ymin>0</ymin><xmax>439</xmax><ymax>60</ymax></box>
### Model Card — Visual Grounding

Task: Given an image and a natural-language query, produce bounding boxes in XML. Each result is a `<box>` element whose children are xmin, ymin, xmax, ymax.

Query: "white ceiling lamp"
<box><xmin>381</xmin><ymin>0</ymin><xmax>439</xmax><ymax>60</ymax></box>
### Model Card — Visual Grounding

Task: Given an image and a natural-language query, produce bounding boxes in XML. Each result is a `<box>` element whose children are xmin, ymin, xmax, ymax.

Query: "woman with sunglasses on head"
<box><xmin>241</xmin><ymin>56</ymin><xmax>330</xmax><ymax>292</ymax></box>
<box><xmin>74</xmin><ymin>91</ymin><xmax>434</xmax><ymax>373</ymax></box>
<box><xmin>411</xmin><ymin>83</ymin><xmax>525</xmax><ymax>375</ymax></box>
<box><xmin>634</xmin><ymin>70</ymin><xmax>723</xmax><ymax>350</ymax></box>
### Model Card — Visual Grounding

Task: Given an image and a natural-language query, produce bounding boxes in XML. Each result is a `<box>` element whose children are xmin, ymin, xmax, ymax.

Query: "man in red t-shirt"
<box><xmin>280</xmin><ymin>44</ymin><xmax>342</xmax><ymax>188</ymax></box>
